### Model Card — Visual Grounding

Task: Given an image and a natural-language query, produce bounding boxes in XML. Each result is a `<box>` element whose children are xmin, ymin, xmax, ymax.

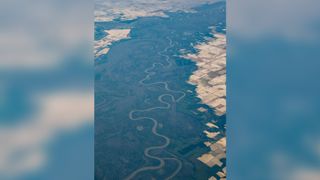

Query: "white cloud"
<box><xmin>0</xmin><ymin>0</ymin><xmax>92</xmax><ymax>70</ymax></box>
<box><xmin>0</xmin><ymin>90</ymin><xmax>93</xmax><ymax>178</ymax></box>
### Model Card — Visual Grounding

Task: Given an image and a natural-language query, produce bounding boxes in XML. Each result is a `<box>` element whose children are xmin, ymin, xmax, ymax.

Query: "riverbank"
<box><xmin>183</xmin><ymin>31</ymin><xmax>227</xmax><ymax>180</ymax></box>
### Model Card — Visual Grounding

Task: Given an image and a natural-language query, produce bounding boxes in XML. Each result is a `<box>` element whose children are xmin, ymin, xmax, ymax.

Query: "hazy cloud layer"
<box><xmin>0</xmin><ymin>0</ymin><xmax>92</xmax><ymax>70</ymax></box>
<box><xmin>0</xmin><ymin>90</ymin><xmax>93</xmax><ymax>178</ymax></box>
<box><xmin>228</xmin><ymin>0</ymin><xmax>320</xmax><ymax>41</ymax></box>
<box><xmin>0</xmin><ymin>0</ymin><xmax>93</xmax><ymax>178</ymax></box>
<box><xmin>95</xmin><ymin>0</ymin><xmax>222</xmax><ymax>21</ymax></box>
